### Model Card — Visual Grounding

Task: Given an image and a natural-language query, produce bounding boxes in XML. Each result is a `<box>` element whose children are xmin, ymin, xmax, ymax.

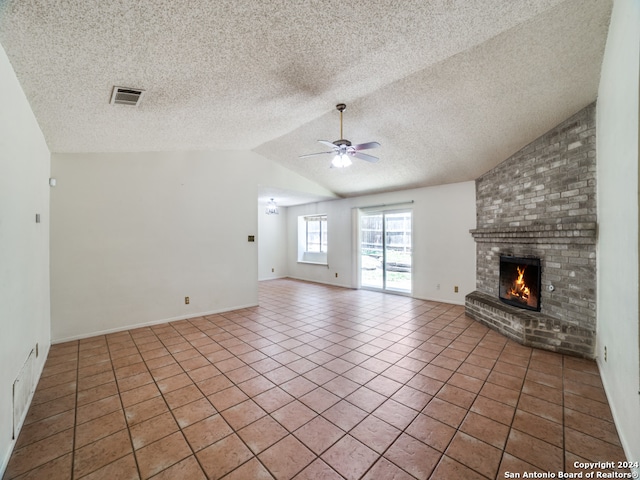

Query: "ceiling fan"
<box><xmin>299</xmin><ymin>103</ymin><xmax>380</xmax><ymax>168</ymax></box>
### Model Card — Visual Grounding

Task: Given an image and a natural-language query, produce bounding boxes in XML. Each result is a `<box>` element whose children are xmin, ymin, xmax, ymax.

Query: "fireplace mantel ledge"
<box><xmin>470</xmin><ymin>223</ymin><xmax>596</xmax><ymax>244</ymax></box>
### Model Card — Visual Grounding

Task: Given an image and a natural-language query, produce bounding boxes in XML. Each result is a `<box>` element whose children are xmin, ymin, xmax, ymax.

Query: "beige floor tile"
<box><xmin>259</xmin><ymin>435</ymin><xmax>316</xmax><ymax>480</ymax></box>
<box><xmin>135</xmin><ymin>431</ymin><xmax>192</xmax><ymax>479</ymax></box>
<box><xmin>4</xmin><ymin>279</ymin><xmax>629</xmax><ymax>480</ymax></box>
<box><xmin>196</xmin><ymin>434</ymin><xmax>253</xmax><ymax>480</ymax></box>
<box><xmin>73</xmin><ymin>430</ymin><xmax>133</xmax><ymax>479</ymax></box>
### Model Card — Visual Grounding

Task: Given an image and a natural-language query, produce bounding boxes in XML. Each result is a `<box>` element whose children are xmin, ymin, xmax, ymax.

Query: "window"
<box><xmin>305</xmin><ymin>215</ymin><xmax>327</xmax><ymax>253</ymax></box>
<box><xmin>298</xmin><ymin>214</ymin><xmax>328</xmax><ymax>264</ymax></box>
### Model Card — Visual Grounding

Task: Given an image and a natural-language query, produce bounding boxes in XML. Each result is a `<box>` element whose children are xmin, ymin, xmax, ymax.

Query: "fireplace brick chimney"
<box><xmin>465</xmin><ymin>104</ymin><xmax>597</xmax><ymax>358</ymax></box>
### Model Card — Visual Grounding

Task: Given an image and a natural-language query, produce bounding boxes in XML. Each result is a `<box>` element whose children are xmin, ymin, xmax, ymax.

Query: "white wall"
<box><xmin>50</xmin><ymin>151</ymin><xmax>332</xmax><ymax>342</ymax></box>
<box><xmin>258</xmin><ymin>203</ymin><xmax>288</xmax><ymax>280</ymax></box>
<box><xmin>596</xmin><ymin>0</ymin><xmax>640</xmax><ymax>467</ymax></box>
<box><xmin>0</xmin><ymin>44</ymin><xmax>51</xmax><ymax>474</ymax></box>
<box><xmin>286</xmin><ymin>181</ymin><xmax>476</xmax><ymax>304</ymax></box>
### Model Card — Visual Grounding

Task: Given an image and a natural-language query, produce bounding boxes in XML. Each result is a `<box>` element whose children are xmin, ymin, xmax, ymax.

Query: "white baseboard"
<box><xmin>52</xmin><ymin>303</ymin><xmax>259</xmax><ymax>344</ymax></box>
<box><xmin>286</xmin><ymin>275</ymin><xmax>354</xmax><ymax>290</ymax></box>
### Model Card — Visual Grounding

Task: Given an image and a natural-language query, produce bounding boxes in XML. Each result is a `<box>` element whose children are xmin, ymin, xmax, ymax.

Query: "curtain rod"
<box><xmin>357</xmin><ymin>200</ymin><xmax>414</xmax><ymax>210</ymax></box>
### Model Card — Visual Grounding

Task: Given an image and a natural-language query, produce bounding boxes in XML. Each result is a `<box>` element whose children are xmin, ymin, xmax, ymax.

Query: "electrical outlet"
<box><xmin>35</xmin><ymin>343</ymin><xmax>39</xmax><ymax>358</ymax></box>
<box><xmin>185</xmin><ymin>296</ymin><xmax>190</xmax><ymax>305</ymax></box>
<box><xmin>335</xmin><ymin>273</ymin><xmax>338</xmax><ymax>278</ymax></box>
<box><xmin>454</xmin><ymin>286</ymin><xmax>459</xmax><ymax>293</ymax></box>
<box><xmin>436</xmin><ymin>284</ymin><xmax>440</xmax><ymax>290</ymax></box>
<box><xmin>272</xmin><ymin>268</ymin><xmax>274</xmax><ymax>273</ymax></box>
<box><xmin>604</xmin><ymin>345</ymin><xmax>607</xmax><ymax>362</ymax></box>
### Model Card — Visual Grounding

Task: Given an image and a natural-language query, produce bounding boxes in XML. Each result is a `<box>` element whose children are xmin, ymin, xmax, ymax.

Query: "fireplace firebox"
<box><xmin>499</xmin><ymin>256</ymin><xmax>541</xmax><ymax>312</ymax></box>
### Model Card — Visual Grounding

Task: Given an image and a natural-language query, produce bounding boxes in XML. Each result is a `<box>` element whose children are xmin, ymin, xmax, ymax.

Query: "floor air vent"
<box><xmin>13</xmin><ymin>348</ymin><xmax>36</xmax><ymax>439</ymax></box>
<box><xmin>110</xmin><ymin>86</ymin><xmax>145</xmax><ymax>106</ymax></box>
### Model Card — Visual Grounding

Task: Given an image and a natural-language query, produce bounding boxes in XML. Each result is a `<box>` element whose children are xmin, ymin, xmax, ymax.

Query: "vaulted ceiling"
<box><xmin>0</xmin><ymin>0</ymin><xmax>612</xmax><ymax>199</ymax></box>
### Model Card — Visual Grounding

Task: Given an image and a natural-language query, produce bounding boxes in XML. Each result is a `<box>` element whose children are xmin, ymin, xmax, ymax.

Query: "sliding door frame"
<box><xmin>358</xmin><ymin>207</ymin><xmax>413</xmax><ymax>295</ymax></box>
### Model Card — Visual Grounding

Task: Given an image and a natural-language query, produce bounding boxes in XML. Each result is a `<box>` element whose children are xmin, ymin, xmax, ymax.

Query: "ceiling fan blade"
<box><xmin>299</xmin><ymin>151</ymin><xmax>334</xmax><ymax>158</ymax></box>
<box><xmin>318</xmin><ymin>140</ymin><xmax>338</xmax><ymax>149</ymax></box>
<box><xmin>353</xmin><ymin>152</ymin><xmax>379</xmax><ymax>163</ymax></box>
<box><xmin>353</xmin><ymin>141</ymin><xmax>380</xmax><ymax>151</ymax></box>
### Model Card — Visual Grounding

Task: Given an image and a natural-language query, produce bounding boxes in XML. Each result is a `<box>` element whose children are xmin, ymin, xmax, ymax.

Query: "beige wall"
<box><xmin>50</xmin><ymin>151</ymin><xmax>333</xmax><ymax>342</ymax></box>
<box><xmin>596</xmin><ymin>0</ymin><xmax>640</xmax><ymax>467</ymax></box>
<box><xmin>0</xmin><ymin>44</ymin><xmax>52</xmax><ymax>473</ymax></box>
<box><xmin>286</xmin><ymin>181</ymin><xmax>477</xmax><ymax>304</ymax></box>
<box><xmin>258</xmin><ymin>202</ymin><xmax>289</xmax><ymax>281</ymax></box>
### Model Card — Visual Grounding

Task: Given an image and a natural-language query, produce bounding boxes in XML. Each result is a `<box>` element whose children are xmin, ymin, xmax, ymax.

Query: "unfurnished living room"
<box><xmin>1</xmin><ymin>1</ymin><xmax>638</xmax><ymax>479</ymax></box>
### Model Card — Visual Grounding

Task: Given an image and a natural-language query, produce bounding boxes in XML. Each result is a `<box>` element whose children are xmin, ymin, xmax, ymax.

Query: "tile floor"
<box><xmin>3</xmin><ymin>279</ymin><xmax>628</xmax><ymax>479</ymax></box>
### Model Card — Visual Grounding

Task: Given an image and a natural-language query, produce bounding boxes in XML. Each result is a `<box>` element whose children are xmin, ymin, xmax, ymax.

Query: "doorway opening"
<box><xmin>360</xmin><ymin>210</ymin><xmax>412</xmax><ymax>294</ymax></box>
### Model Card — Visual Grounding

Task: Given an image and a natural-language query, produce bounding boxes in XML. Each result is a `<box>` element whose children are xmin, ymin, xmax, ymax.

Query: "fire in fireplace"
<box><xmin>499</xmin><ymin>256</ymin><xmax>541</xmax><ymax>311</ymax></box>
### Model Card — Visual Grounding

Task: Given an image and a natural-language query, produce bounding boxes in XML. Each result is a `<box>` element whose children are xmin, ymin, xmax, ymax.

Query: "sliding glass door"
<box><xmin>361</xmin><ymin>213</ymin><xmax>384</xmax><ymax>289</ymax></box>
<box><xmin>360</xmin><ymin>210</ymin><xmax>412</xmax><ymax>293</ymax></box>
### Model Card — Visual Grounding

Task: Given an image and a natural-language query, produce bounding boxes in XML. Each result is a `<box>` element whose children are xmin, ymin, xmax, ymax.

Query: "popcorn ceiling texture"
<box><xmin>0</xmin><ymin>0</ymin><xmax>612</xmax><ymax>197</ymax></box>
<box><xmin>466</xmin><ymin>104</ymin><xmax>597</xmax><ymax>358</ymax></box>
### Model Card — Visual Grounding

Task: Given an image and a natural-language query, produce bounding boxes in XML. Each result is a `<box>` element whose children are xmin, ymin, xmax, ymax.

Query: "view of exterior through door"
<box><xmin>360</xmin><ymin>210</ymin><xmax>412</xmax><ymax>293</ymax></box>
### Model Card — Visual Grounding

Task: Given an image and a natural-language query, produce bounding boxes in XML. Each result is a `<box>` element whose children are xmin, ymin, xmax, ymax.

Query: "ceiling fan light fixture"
<box><xmin>299</xmin><ymin>103</ymin><xmax>380</xmax><ymax>167</ymax></box>
<box><xmin>265</xmin><ymin>198</ymin><xmax>279</xmax><ymax>215</ymax></box>
<box><xmin>331</xmin><ymin>154</ymin><xmax>352</xmax><ymax>168</ymax></box>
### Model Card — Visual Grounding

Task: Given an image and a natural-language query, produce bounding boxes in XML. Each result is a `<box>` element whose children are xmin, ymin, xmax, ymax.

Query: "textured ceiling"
<box><xmin>0</xmin><ymin>0</ymin><xmax>612</xmax><ymax>198</ymax></box>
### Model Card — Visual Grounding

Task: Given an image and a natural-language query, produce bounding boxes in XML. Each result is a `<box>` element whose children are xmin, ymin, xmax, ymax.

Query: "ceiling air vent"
<box><xmin>110</xmin><ymin>86</ymin><xmax>145</xmax><ymax>106</ymax></box>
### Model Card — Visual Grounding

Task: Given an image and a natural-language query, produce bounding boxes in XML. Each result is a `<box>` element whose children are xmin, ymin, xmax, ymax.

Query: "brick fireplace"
<box><xmin>465</xmin><ymin>104</ymin><xmax>597</xmax><ymax>358</ymax></box>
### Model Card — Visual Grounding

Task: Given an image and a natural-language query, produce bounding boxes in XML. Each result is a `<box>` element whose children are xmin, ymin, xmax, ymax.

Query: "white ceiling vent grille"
<box><xmin>110</xmin><ymin>86</ymin><xmax>145</xmax><ymax>106</ymax></box>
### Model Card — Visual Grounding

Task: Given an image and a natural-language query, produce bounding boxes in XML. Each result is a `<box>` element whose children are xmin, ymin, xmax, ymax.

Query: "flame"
<box><xmin>509</xmin><ymin>266</ymin><xmax>530</xmax><ymax>301</ymax></box>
